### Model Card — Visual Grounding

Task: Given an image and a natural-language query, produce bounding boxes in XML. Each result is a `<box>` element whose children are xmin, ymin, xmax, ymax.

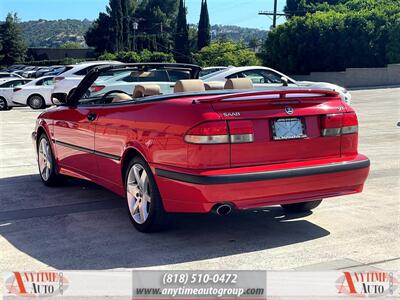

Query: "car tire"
<box><xmin>0</xmin><ymin>97</ymin><xmax>8</xmax><ymax>111</ymax></box>
<box><xmin>28</xmin><ymin>95</ymin><xmax>46</xmax><ymax>109</ymax></box>
<box><xmin>281</xmin><ymin>200</ymin><xmax>322</xmax><ymax>213</ymax></box>
<box><xmin>37</xmin><ymin>133</ymin><xmax>64</xmax><ymax>186</ymax></box>
<box><xmin>125</xmin><ymin>156</ymin><xmax>170</xmax><ymax>233</ymax></box>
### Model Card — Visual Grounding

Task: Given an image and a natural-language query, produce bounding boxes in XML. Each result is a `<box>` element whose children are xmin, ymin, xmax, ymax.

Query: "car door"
<box><xmin>52</xmin><ymin>102</ymin><xmax>98</xmax><ymax>177</ymax></box>
<box><xmin>36</xmin><ymin>77</ymin><xmax>54</xmax><ymax>104</ymax></box>
<box><xmin>0</xmin><ymin>80</ymin><xmax>26</xmax><ymax>104</ymax></box>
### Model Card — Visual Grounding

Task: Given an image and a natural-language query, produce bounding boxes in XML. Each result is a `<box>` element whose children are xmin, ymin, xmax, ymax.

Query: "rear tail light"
<box><xmin>321</xmin><ymin>112</ymin><xmax>358</xmax><ymax>136</ymax></box>
<box><xmin>90</xmin><ymin>85</ymin><xmax>105</xmax><ymax>93</ymax></box>
<box><xmin>184</xmin><ymin>121</ymin><xmax>254</xmax><ymax>144</ymax></box>
<box><xmin>184</xmin><ymin>121</ymin><xmax>229</xmax><ymax>144</ymax></box>
<box><xmin>13</xmin><ymin>87</ymin><xmax>22</xmax><ymax>92</ymax></box>
<box><xmin>342</xmin><ymin>112</ymin><xmax>358</xmax><ymax>134</ymax></box>
<box><xmin>228</xmin><ymin>120</ymin><xmax>254</xmax><ymax>143</ymax></box>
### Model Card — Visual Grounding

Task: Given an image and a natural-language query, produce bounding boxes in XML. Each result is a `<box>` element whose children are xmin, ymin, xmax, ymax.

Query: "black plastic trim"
<box><xmin>156</xmin><ymin>159</ymin><xmax>370</xmax><ymax>185</ymax></box>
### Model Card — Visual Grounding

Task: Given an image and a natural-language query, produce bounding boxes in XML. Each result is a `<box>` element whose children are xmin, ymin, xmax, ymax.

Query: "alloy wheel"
<box><xmin>0</xmin><ymin>99</ymin><xmax>6</xmax><ymax>110</ymax></box>
<box><xmin>126</xmin><ymin>163</ymin><xmax>152</xmax><ymax>224</ymax></box>
<box><xmin>30</xmin><ymin>96</ymin><xmax>44</xmax><ymax>109</ymax></box>
<box><xmin>38</xmin><ymin>138</ymin><xmax>52</xmax><ymax>181</ymax></box>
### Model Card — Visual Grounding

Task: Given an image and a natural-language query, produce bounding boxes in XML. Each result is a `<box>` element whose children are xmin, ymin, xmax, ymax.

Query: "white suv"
<box><xmin>52</xmin><ymin>61</ymin><xmax>122</xmax><ymax>97</ymax></box>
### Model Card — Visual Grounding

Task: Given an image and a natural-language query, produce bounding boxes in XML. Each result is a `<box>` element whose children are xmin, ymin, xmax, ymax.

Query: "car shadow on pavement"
<box><xmin>0</xmin><ymin>174</ymin><xmax>330</xmax><ymax>269</ymax></box>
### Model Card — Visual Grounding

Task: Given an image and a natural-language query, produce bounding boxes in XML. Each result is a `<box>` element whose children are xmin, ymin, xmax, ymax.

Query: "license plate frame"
<box><xmin>272</xmin><ymin>118</ymin><xmax>307</xmax><ymax>141</ymax></box>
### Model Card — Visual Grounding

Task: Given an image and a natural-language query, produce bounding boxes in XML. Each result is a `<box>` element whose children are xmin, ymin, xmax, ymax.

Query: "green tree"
<box><xmin>136</xmin><ymin>0</ymin><xmax>179</xmax><ymax>52</ymax></box>
<box><xmin>85</xmin><ymin>12</ymin><xmax>114</xmax><ymax>53</ymax></box>
<box><xmin>197</xmin><ymin>0</ymin><xmax>211</xmax><ymax>50</ymax></box>
<box><xmin>387</xmin><ymin>17</ymin><xmax>400</xmax><ymax>63</ymax></box>
<box><xmin>284</xmin><ymin>0</ymin><xmax>342</xmax><ymax>17</ymax></box>
<box><xmin>174</xmin><ymin>0</ymin><xmax>191</xmax><ymax>63</ymax></box>
<box><xmin>0</xmin><ymin>13</ymin><xmax>27</xmax><ymax>66</ymax></box>
<box><xmin>193</xmin><ymin>41</ymin><xmax>261</xmax><ymax>67</ymax></box>
<box><xmin>262</xmin><ymin>0</ymin><xmax>400</xmax><ymax>74</ymax></box>
<box><xmin>108</xmin><ymin>0</ymin><xmax>124</xmax><ymax>51</ymax></box>
<box><xmin>60</xmin><ymin>42</ymin><xmax>82</xmax><ymax>49</ymax></box>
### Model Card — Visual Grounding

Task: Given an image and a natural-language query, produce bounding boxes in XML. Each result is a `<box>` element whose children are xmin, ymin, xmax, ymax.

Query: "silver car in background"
<box><xmin>202</xmin><ymin>66</ymin><xmax>352</xmax><ymax>104</ymax></box>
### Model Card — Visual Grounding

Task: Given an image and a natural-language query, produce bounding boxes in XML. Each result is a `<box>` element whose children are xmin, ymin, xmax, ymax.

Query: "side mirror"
<box><xmin>281</xmin><ymin>77</ymin><xmax>289</xmax><ymax>87</ymax></box>
<box><xmin>51</xmin><ymin>93</ymin><xmax>68</xmax><ymax>106</ymax></box>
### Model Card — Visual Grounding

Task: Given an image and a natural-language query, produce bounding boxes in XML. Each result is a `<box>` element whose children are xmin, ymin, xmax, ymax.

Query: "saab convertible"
<box><xmin>32</xmin><ymin>63</ymin><xmax>370</xmax><ymax>232</ymax></box>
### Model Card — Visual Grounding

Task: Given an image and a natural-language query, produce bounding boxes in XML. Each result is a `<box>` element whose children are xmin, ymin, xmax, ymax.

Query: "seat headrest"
<box><xmin>174</xmin><ymin>80</ymin><xmax>205</xmax><ymax>93</ymax></box>
<box><xmin>204</xmin><ymin>81</ymin><xmax>225</xmax><ymax>90</ymax></box>
<box><xmin>224</xmin><ymin>78</ymin><xmax>254</xmax><ymax>90</ymax></box>
<box><xmin>133</xmin><ymin>84</ymin><xmax>161</xmax><ymax>98</ymax></box>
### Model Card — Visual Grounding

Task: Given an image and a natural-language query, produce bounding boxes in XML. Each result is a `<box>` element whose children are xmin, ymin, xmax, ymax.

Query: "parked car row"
<box><xmin>0</xmin><ymin>60</ymin><xmax>352</xmax><ymax>111</ymax></box>
<box><xmin>1</xmin><ymin>64</ymin><xmax>69</xmax><ymax>78</ymax></box>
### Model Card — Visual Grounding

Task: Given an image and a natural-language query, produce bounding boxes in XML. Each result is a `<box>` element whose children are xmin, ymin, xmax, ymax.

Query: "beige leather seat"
<box><xmin>133</xmin><ymin>84</ymin><xmax>161</xmax><ymax>98</ymax></box>
<box><xmin>111</xmin><ymin>84</ymin><xmax>161</xmax><ymax>103</ymax></box>
<box><xmin>224</xmin><ymin>78</ymin><xmax>254</xmax><ymax>89</ymax></box>
<box><xmin>204</xmin><ymin>81</ymin><xmax>225</xmax><ymax>90</ymax></box>
<box><xmin>174</xmin><ymin>80</ymin><xmax>205</xmax><ymax>93</ymax></box>
<box><xmin>112</xmin><ymin>93</ymin><xmax>132</xmax><ymax>103</ymax></box>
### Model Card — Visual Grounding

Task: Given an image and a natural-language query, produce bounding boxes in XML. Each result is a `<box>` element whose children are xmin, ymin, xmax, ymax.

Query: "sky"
<box><xmin>0</xmin><ymin>0</ymin><xmax>286</xmax><ymax>29</ymax></box>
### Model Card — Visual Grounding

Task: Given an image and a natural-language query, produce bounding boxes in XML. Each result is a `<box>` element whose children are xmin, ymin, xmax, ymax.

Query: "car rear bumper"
<box><xmin>153</xmin><ymin>154</ymin><xmax>370</xmax><ymax>213</ymax></box>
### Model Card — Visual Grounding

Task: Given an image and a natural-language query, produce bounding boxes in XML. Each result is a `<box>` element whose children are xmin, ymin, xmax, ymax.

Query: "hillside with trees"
<box><xmin>20</xmin><ymin>19</ymin><xmax>92</xmax><ymax>48</ymax></box>
<box><xmin>17</xmin><ymin>19</ymin><xmax>266</xmax><ymax>50</ymax></box>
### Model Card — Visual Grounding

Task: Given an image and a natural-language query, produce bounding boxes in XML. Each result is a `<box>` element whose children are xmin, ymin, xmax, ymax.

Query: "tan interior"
<box><xmin>204</xmin><ymin>81</ymin><xmax>225</xmax><ymax>90</ymax></box>
<box><xmin>111</xmin><ymin>78</ymin><xmax>255</xmax><ymax>103</ymax></box>
<box><xmin>224</xmin><ymin>78</ymin><xmax>254</xmax><ymax>90</ymax></box>
<box><xmin>112</xmin><ymin>84</ymin><xmax>161</xmax><ymax>103</ymax></box>
<box><xmin>133</xmin><ymin>84</ymin><xmax>161</xmax><ymax>98</ymax></box>
<box><xmin>111</xmin><ymin>93</ymin><xmax>132</xmax><ymax>103</ymax></box>
<box><xmin>174</xmin><ymin>80</ymin><xmax>205</xmax><ymax>93</ymax></box>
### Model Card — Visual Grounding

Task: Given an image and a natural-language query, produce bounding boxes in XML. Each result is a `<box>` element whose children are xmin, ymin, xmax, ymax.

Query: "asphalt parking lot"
<box><xmin>0</xmin><ymin>87</ymin><xmax>399</xmax><ymax>277</ymax></box>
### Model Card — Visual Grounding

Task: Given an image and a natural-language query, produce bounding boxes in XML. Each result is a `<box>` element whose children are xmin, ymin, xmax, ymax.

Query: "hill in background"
<box><xmin>20</xmin><ymin>19</ymin><xmax>92</xmax><ymax>48</ymax></box>
<box><xmin>20</xmin><ymin>19</ymin><xmax>267</xmax><ymax>48</ymax></box>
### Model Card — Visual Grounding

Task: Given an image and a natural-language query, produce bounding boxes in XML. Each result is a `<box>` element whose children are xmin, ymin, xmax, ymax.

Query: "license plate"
<box><xmin>272</xmin><ymin>118</ymin><xmax>306</xmax><ymax>140</ymax></box>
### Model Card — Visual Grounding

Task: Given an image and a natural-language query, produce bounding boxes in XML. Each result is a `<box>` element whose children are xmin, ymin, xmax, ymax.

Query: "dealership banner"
<box><xmin>3</xmin><ymin>270</ymin><xmax>399</xmax><ymax>299</ymax></box>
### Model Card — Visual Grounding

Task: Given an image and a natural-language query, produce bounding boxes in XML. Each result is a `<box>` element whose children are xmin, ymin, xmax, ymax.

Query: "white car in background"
<box><xmin>12</xmin><ymin>76</ymin><xmax>55</xmax><ymax>109</ymax></box>
<box><xmin>0</xmin><ymin>72</ymin><xmax>23</xmax><ymax>83</ymax></box>
<box><xmin>203</xmin><ymin>66</ymin><xmax>352</xmax><ymax>104</ymax></box>
<box><xmin>0</xmin><ymin>79</ymin><xmax>32</xmax><ymax>110</ymax></box>
<box><xmin>199</xmin><ymin>66</ymin><xmax>229</xmax><ymax>78</ymax></box>
<box><xmin>89</xmin><ymin>67</ymin><xmax>192</xmax><ymax>97</ymax></box>
<box><xmin>52</xmin><ymin>61</ymin><xmax>122</xmax><ymax>98</ymax></box>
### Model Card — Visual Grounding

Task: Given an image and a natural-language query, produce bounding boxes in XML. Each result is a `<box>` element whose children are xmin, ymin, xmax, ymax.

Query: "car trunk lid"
<box><xmin>198</xmin><ymin>89</ymin><xmax>346</xmax><ymax>167</ymax></box>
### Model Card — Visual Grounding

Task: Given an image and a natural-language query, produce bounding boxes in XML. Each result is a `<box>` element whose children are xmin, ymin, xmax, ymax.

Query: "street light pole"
<box><xmin>133</xmin><ymin>21</ymin><xmax>139</xmax><ymax>52</ymax></box>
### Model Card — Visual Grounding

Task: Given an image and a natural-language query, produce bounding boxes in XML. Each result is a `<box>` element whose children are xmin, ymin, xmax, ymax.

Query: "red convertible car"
<box><xmin>33</xmin><ymin>63</ymin><xmax>370</xmax><ymax>232</ymax></box>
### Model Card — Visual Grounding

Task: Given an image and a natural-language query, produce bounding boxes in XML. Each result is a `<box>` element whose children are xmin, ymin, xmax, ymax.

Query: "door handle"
<box><xmin>87</xmin><ymin>112</ymin><xmax>97</xmax><ymax>122</ymax></box>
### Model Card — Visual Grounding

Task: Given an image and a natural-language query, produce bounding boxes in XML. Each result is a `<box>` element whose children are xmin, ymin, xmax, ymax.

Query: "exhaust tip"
<box><xmin>214</xmin><ymin>204</ymin><xmax>232</xmax><ymax>216</ymax></box>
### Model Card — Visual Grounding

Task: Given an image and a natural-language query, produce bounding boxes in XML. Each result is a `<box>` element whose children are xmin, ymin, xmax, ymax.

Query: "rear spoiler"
<box><xmin>195</xmin><ymin>89</ymin><xmax>340</xmax><ymax>103</ymax></box>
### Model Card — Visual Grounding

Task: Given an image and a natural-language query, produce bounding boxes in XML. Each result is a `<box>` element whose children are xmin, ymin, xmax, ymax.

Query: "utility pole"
<box><xmin>272</xmin><ymin>0</ymin><xmax>278</xmax><ymax>28</ymax></box>
<box><xmin>258</xmin><ymin>0</ymin><xmax>288</xmax><ymax>29</ymax></box>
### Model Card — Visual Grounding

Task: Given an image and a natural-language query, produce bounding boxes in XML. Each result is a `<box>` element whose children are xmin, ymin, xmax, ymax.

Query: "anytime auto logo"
<box><xmin>336</xmin><ymin>271</ymin><xmax>398</xmax><ymax>297</ymax></box>
<box><xmin>5</xmin><ymin>271</ymin><xmax>69</xmax><ymax>297</ymax></box>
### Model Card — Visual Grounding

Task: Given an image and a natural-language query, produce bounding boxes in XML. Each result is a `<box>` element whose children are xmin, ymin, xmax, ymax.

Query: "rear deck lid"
<box><xmin>199</xmin><ymin>89</ymin><xmax>347</xmax><ymax>167</ymax></box>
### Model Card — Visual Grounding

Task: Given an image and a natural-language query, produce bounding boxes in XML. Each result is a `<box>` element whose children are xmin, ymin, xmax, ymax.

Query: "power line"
<box><xmin>258</xmin><ymin>0</ymin><xmax>288</xmax><ymax>29</ymax></box>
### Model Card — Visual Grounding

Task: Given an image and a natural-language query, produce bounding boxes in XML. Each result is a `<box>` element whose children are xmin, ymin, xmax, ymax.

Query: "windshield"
<box><xmin>83</xmin><ymin>66</ymin><xmax>192</xmax><ymax>100</ymax></box>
